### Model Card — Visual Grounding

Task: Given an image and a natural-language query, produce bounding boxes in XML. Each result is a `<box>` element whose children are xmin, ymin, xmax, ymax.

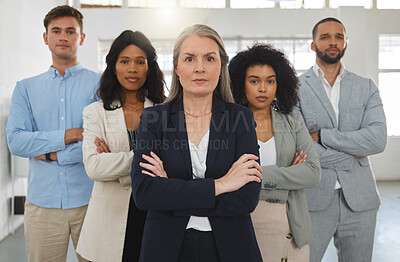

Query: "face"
<box><xmin>43</xmin><ymin>16</ymin><xmax>85</xmax><ymax>61</ymax></box>
<box><xmin>245</xmin><ymin>64</ymin><xmax>277</xmax><ymax>112</ymax></box>
<box><xmin>175</xmin><ymin>35</ymin><xmax>221</xmax><ymax>98</ymax></box>
<box><xmin>115</xmin><ymin>44</ymin><xmax>148</xmax><ymax>95</ymax></box>
<box><xmin>311</xmin><ymin>21</ymin><xmax>347</xmax><ymax>64</ymax></box>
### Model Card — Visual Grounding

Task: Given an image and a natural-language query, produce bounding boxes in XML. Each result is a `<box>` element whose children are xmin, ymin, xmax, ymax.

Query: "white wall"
<box><xmin>1</xmin><ymin>0</ymin><xmax>399</xmax><ymax>241</ymax></box>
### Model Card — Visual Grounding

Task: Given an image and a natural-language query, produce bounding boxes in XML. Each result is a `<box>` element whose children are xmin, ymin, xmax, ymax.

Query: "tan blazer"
<box><xmin>76</xmin><ymin>98</ymin><xmax>154</xmax><ymax>262</ymax></box>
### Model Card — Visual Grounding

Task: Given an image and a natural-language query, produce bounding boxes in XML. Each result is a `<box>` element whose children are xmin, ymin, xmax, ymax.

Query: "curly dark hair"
<box><xmin>228</xmin><ymin>43</ymin><xmax>299</xmax><ymax>114</ymax></box>
<box><xmin>98</xmin><ymin>30</ymin><xmax>165</xmax><ymax>111</ymax></box>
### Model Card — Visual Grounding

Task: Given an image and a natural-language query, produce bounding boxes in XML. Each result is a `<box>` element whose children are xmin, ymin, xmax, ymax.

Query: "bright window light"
<box><xmin>330</xmin><ymin>0</ymin><xmax>372</xmax><ymax>9</ymax></box>
<box><xmin>231</xmin><ymin>0</ymin><xmax>276</xmax><ymax>8</ymax></box>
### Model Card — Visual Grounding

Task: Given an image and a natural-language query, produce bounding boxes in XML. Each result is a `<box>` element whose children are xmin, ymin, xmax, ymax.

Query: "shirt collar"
<box><xmin>313</xmin><ymin>62</ymin><xmax>346</xmax><ymax>82</ymax></box>
<box><xmin>47</xmin><ymin>63</ymin><xmax>83</xmax><ymax>78</ymax></box>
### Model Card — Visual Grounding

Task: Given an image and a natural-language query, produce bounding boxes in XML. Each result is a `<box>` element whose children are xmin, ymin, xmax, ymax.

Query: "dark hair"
<box><xmin>98</xmin><ymin>30</ymin><xmax>165</xmax><ymax>110</ymax></box>
<box><xmin>44</xmin><ymin>5</ymin><xmax>84</xmax><ymax>33</ymax></box>
<box><xmin>228</xmin><ymin>43</ymin><xmax>299</xmax><ymax>114</ymax></box>
<box><xmin>312</xmin><ymin>17</ymin><xmax>346</xmax><ymax>40</ymax></box>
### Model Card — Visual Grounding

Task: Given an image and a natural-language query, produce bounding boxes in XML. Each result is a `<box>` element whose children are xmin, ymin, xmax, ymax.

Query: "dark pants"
<box><xmin>122</xmin><ymin>194</ymin><xmax>147</xmax><ymax>262</ymax></box>
<box><xmin>178</xmin><ymin>228</ymin><xmax>220</xmax><ymax>262</ymax></box>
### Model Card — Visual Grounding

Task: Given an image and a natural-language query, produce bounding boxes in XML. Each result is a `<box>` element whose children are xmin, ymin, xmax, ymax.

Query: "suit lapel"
<box><xmin>271</xmin><ymin>109</ymin><xmax>284</xmax><ymax>166</ymax></box>
<box><xmin>304</xmin><ymin>69</ymin><xmax>337</xmax><ymax>128</ymax></box>
<box><xmin>205</xmin><ymin>96</ymin><xmax>227</xmax><ymax>176</ymax></box>
<box><xmin>338</xmin><ymin>71</ymin><xmax>351</xmax><ymax>130</ymax></box>
<box><xmin>105</xmin><ymin>104</ymin><xmax>130</xmax><ymax>152</ymax></box>
<box><xmin>170</xmin><ymin>99</ymin><xmax>193</xmax><ymax>179</ymax></box>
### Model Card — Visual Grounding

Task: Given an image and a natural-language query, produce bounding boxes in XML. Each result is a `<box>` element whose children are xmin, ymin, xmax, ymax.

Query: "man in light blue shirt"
<box><xmin>6</xmin><ymin>5</ymin><xmax>99</xmax><ymax>262</ymax></box>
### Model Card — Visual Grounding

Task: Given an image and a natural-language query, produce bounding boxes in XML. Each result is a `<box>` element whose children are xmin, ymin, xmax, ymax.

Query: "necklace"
<box><xmin>123</xmin><ymin>103</ymin><xmax>144</xmax><ymax>112</ymax></box>
<box><xmin>184</xmin><ymin>111</ymin><xmax>212</xmax><ymax>119</ymax></box>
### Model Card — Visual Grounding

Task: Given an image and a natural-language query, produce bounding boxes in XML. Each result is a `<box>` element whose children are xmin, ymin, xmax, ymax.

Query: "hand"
<box><xmin>34</xmin><ymin>154</ymin><xmax>46</xmax><ymax>160</ymax></box>
<box><xmin>94</xmin><ymin>137</ymin><xmax>110</xmax><ymax>153</ymax></box>
<box><xmin>310</xmin><ymin>130</ymin><xmax>320</xmax><ymax>143</ymax></box>
<box><xmin>354</xmin><ymin>156</ymin><xmax>364</xmax><ymax>159</ymax></box>
<box><xmin>140</xmin><ymin>151</ymin><xmax>168</xmax><ymax>178</ymax></box>
<box><xmin>65</xmin><ymin>128</ymin><xmax>84</xmax><ymax>145</ymax></box>
<box><xmin>291</xmin><ymin>150</ymin><xmax>307</xmax><ymax>165</ymax></box>
<box><xmin>215</xmin><ymin>154</ymin><xmax>262</xmax><ymax>196</ymax></box>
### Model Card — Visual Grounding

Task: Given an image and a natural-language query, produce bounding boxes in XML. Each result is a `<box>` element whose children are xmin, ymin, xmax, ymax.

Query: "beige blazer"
<box><xmin>76</xmin><ymin>98</ymin><xmax>154</xmax><ymax>262</ymax></box>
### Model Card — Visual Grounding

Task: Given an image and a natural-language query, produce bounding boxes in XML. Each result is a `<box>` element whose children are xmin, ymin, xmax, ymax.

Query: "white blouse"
<box><xmin>258</xmin><ymin>136</ymin><xmax>277</xmax><ymax>166</ymax></box>
<box><xmin>186</xmin><ymin>130</ymin><xmax>212</xmax><ymax>231</ymax></box>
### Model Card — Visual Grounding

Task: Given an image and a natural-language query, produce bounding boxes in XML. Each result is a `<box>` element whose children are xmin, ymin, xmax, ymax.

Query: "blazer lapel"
<box><xmin>304</xmin><ymin>69</ymin><xmax>337</xmax><ymax>128</ymax></box>
<box><xmin>271</xmin><ymin>109</ymin><xmax>284</xmax><ymax>166</ymax></box>
<box><xmin>205</xmin><ymin>96</ymin><xmax>227</xmax><ymax>176</ymax></box>
<box><xmin>105</xmin><ymin>103</ymin><xmax>130</xmax><ymax>152</ymax></box>
<box><xmin>338</xmin><ymin>71</ymin><xmax>351</xmax><ymax>130</ymax></box>
<box><xmin>170</xmin><ymin>99</ymin><xmax>193</xmax><ymax>179</ymax></box>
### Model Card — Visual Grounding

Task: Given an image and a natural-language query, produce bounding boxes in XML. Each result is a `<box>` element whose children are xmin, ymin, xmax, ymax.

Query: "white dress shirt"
<box><xmin>313</xmin><ymin>63</ymin><xmax>345</xmax><ymax>189</ymax></box>
<box><xmin>186</xmin><ymin>130</ymin><xmax>212</xmax><ymax>231</ymax></box>
<box><xmin>258</xmin><ymin>137</ymin><xmax>277</xmax><ymax>167</ymax></box>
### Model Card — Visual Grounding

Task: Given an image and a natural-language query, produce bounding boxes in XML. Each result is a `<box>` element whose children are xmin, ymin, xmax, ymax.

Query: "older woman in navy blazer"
<box><xmin>131</xmin><ymin>24</ymin><xmax>263</xmax><ymax>262</ymax></box>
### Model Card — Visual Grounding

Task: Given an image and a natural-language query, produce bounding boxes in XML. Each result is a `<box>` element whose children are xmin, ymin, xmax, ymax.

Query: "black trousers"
<box><xmin>121</xmin><ymin>194</ymin><xmax>147</xmax><ymax>262</ymax></box>
<box><xmin>178</xmin><ymin>228</ymin><xmax>220</xmax><ymax>262</ymax></box>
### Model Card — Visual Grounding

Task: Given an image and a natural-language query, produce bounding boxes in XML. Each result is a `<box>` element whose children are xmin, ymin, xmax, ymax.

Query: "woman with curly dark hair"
<box><xmin>76</xmin><ymin>30</ymin><xmax>165</xmax><ymax>262</ymax></box>
<box><xmin>229</xmin><ymin>44</ymin><xmax>321</xmax><ymax>262</ymax></box>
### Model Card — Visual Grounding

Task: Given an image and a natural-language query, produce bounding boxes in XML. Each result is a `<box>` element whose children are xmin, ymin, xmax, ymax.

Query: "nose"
<box><xmin>258</xmin><ymin>82</ymin><xmax>266</xmax><ymax>92</ymax></box>
<box><xmin>60</xmin><ymin>32</ymin><xmax>68</xmax><ymax>41</ymax></box>
<box><xmin>195</xmin><ymin>60</ymin><xmax>205</xmax><ymax>74</ymax></box>
<box><xmin>128</xmin><ymin>64</ymin><xmax>138</xmax><ymax>73</ymax></box>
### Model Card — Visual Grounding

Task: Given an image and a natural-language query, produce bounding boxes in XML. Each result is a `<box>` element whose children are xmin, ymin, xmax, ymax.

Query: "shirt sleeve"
<box><xmin>6</xmin><ymin>82</ymin><xmax>65</xmax><ymax>158</ymax></box>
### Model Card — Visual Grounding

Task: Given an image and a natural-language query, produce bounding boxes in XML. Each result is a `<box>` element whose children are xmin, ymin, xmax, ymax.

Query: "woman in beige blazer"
<box><xmin>229</xmin><ymin>44</ymin><xmax>321</xmax><ymax>262</ymax></box>
<box><xmin>76</xmin><ymin>30</ymin><xmax>165</xmax><ymax>262</ymax></box>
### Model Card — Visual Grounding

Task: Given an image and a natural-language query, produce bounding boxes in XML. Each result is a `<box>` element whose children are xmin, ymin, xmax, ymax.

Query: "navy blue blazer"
<box><xmin>131</xmin><ymin>96</ymin><xmax>262</xmax><ymax>262</ymax></box>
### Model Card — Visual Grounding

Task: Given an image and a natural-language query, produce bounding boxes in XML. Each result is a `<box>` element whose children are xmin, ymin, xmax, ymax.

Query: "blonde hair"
<box><xmin>164</xmin><ymin>24</ymin><xmax>234</xmax><ymax>104</ymax></box>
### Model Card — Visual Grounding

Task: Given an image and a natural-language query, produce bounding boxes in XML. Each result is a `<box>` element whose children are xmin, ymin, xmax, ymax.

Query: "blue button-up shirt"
<box><xmin>6</xmin><ymin>64</ymin><xmax>100</xmax><ymax>209</ymax></box>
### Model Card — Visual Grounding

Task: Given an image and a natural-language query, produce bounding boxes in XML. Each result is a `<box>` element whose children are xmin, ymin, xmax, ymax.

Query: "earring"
<box><xmin>176</xmin><ymin>75</ymin><xmax>180</xmax><ymax>80</ymax></box>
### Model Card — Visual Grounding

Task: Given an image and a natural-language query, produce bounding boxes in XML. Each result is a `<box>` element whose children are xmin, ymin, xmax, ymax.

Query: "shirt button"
<box><xmin>286</xmin><ymin>233</ymin><xmax>293</xmax><ymax>239</ymax></box>
<box><xmin>61</xmin><ymin>98</ymin><xmax>64</xmax><ymax>102</ymax></box>
<box><xmin>64</xmin><ymin>161</ymin><xmax>67</xmax><ymax>164</ymax></box>
<box><xmin>60</xmin><ymin>172</ymin><xmax>63</xmax><ymax>175</ymax></box>
<box><xmin>57</xmin><ymin>147</ymin><xmax>61</xmax><ymax>150</ymax></box>
<box><xmin>61</xmin><ymin>117</ymin><xmax>64</xmax><ymax>120</ymax></box>
<box><xmin>281</xmin><ymin>257</ymin><xmax>288</xmax><ymax>262</ymax></box>
<box><xmin>61</xmin><ymin>80</ymin><xmax>64</xmax><ymax>83</ymax></box>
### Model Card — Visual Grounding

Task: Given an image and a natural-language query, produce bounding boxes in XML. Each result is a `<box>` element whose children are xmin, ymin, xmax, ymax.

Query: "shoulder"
<box><xmin>80</xmin><ymin>68</ymin><xmax>101</xmax><ymax>79</ymax></box>
<box><xmin>224</xmin><ymin>101</ymin><xmax>254</xmax><ymax>119</ymax></box>
<box><xmin>16</xmin><ymin>71</ymin><xmax>49</xmax><ymax>88</ymax></box>
<box><xmin>298</xmin><ymin>68</ymin><xmax>314</xmax><ymax>82</ymax></box>
<box><xmin>343</xmin><ymin>70</ymin><xmax>378</xmax><ymax>92</ymax></box>
<box><xmin>83</xmin><ymin>101</ymin><xmax>104</xmax><ymax>115</ymax></box>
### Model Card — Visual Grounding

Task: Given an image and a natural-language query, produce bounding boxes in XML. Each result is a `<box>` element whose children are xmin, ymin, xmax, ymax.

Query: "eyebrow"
<box><xmin>248</xmin><ymin>74</ymin><xmax>276</xmax><ymax>79</ymax></box>
<box><xmin>320</xmin><ymin>33</ymin><xmax>344</xmax><ymax>37</ymax></box>
<box><xmin>183</xmin><ymin>52</ymin><xmax>217</xmax><ymax>56</ymax></box>
<box><xmin>119</xmin><ymin>55</ymin><xmax>147</xmax><ymax>59</ymax></box>
<box><xmin>50</xmin><ymin>27</ymin><xmax>77</xmax><ymax>31</ymax></box>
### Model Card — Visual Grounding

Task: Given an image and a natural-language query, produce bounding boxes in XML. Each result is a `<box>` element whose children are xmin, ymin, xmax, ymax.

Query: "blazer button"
<box><xmin>286</xmin><ymin>233</ymin><xmax>293</xmax><ymax>239</ymax></box>
<box><xmin>281</xmin><ymin>257</ymin><xmax>288</xmax><ymax>262</ymax></box>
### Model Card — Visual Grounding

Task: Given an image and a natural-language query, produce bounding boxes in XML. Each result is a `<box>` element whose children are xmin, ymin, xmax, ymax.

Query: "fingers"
<box><xmin>94</xmin><ymin>137</ymin><xmax>110</xmax><ymax>153</ymax></box>
<box><xmin>237</xmin><ymin>153</ymin><xmax>259</xmax><ymax>164</ymax></box>
<box><xmin>141</xmin><ymin>169</ymin><xmax>156</xmax><ymax>177</ymax></box>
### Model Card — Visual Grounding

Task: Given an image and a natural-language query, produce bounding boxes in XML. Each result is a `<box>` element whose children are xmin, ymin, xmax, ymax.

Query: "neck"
<box><xmin>250</xmin><ymin>105</ymin><xmax>272</xmax><ymax>124</ymax></box>
<box><xmin>316</xmin><ymin>59</ymin><xmax>342</xmax><ymax>86</ymax></box>
<box><xmin>51</xmin><ymin>55</ymin><xmax>78</xmax><ymax>77</ymax></box>
<box><xmin>123</xmin><ymin>90</ymin><xmax>141</xmax><ymax>105</ymax></box>
<box><xmin>183</xmin><ymin>93</ymin><xmax>213</xmax><ymax>115</ymax></box>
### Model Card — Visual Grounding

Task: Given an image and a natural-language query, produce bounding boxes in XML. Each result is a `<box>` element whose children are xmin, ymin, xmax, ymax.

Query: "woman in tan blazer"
<box><xmin>76</xmin><ymin>30</ymin><xmax>165</xmax><ymax>262</ymax></box>
<box><xmin>229</xmin><ymin>44</ymin><xmax>321</xmax><ymax>262</ymax></box>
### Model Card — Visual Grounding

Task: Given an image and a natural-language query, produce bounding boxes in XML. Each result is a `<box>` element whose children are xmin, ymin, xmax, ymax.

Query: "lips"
<box><xmin>126</xmin><ymin>77</ymin><xmax>139</xmax><ymax>83</ymax></box>
<box><xmin>327</xmin><ymin>48</ymin><xmax>339</xmax><ymax>53</ymax></box>
<box><xmin>57</xmin><ymin>45</ymin><xmax>70</xmax><ymax>48</ymax></box>
<box><xmin>193</xmin><ymin>78</ymin><xmax>207</xmax><ymax>84</ymax></box>
<box><xmin>256</xmin><ymin>96</ymin><xmax>268</xmax><ymax>102</ymax></box>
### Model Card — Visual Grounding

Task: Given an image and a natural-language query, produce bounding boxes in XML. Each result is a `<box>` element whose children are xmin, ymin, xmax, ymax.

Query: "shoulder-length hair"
<box><xmin>228</xmin><ymin>43</ymin><xmax>299</xmax><ymax>114</ymax></box>
<box><xmin>97</xmin><ymin>30</ymin><xmax>165</xmax><ymax>110</ymax></box>
<box><xmin>164</xmin><ymin>24</ymin><xmax>234</xmax><ymax>104</ymax></box>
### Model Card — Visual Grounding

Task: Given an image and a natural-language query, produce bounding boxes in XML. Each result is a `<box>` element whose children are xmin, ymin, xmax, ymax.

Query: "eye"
<box><xmin>250</xmin><ymin>80</ymin><xmax>258</xmax><ymax>84</ymax></box>
<box><xmin>206</xmin><ymin>56</ymin><xmax>215</xmax><ymax>62</ymax></box>
<box><xmin>185</xmin><ymin>57</ymin><xmax>194</xmax><ymax>62</ymax></box>
<box><xmin>137</xmin><ymin>61</ymin><xmax>146</xmax><ymax>65</ymax></box>
<box><xmin>267</xmin><ymin>79</ymin><xmax>275</xmax><ymax>84</ymax></box>
<box><xmin>52</xmin><ymin>30</ymin><xmax>60</xmax><ymax>34</ymax></box>
<box><xmin>120</xmin><ymin>60</ymin><xmax>129</xmax><ymax>65</ymax></box>
<box><xmin>67</xmin><ymin>31</ymin><xmax>75</xmax><ymax>35</ymax></box>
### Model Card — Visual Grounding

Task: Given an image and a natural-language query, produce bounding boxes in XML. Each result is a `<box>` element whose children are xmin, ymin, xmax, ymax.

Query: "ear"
<box><xmin>311</xmin><ymin>41</ymin><xmax>316</xmax><ymax>52</ymax></box>
<box><xmin>343</xmin><ymin>41</ymin><xmax>348</xmax><ymax>51</ymax></box>
<box><xmin>43</xmin><ymin>32</ymin><xmax>48</xmax><ymax>45</ymax></box>
<box><xmin>79</xmin><ymin>33</ymin><xmax>86</xmax><ymax>46</ymax></box>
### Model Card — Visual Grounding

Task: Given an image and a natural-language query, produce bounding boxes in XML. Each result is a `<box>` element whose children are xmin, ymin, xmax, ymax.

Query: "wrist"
<box><xmin>45</xmin><ymin>153</ymin><xmax>51</xmax><ymax>161</ymax></box>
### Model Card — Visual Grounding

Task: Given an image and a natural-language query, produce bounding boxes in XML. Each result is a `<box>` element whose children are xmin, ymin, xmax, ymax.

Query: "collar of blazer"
<box><xmin>271</xmin><ymin>109</ymin><xmax>284</xmax><ymax>164</ymax></box>
<box><xmin>303</xmin><ymin>68</ymin><xmax>341</xmax><ymax>128</ymax></box>
<box><xmin>170</xmin><ymin>95</ymin><xmax>227</xmax><ymax>180</ymax></box>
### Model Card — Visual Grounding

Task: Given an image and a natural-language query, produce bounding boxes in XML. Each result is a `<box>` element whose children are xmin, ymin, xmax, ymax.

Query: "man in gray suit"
<box><xmin>294</xmin><ymin>17</ymin><xmax>387</xmax><ymax>262</ymax></box>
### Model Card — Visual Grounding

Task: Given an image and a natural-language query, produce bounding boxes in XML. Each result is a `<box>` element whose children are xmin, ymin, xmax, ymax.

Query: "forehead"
<box><xmin>47</xmin><ymin>16</ymin><xmax>80</xmax><ymax>30</ymax></box>
<box><xmin>180</xmin><ymin>35</ymin><xmax>219</xmax><ymax>55</ymax></box>
<box><xmin>119</xmin><ymin>44</ymin><xmax>147</xmax><ymax>58</ymax></box>
<box><xmin>316</xmin><ymin>21</ymin><xmax>345</xmax><ymax>36</ymax></box>
<box><xmin>246</xmin><ymin>64</ymin><xmax>276</xmax><ymax>76</ymax></box>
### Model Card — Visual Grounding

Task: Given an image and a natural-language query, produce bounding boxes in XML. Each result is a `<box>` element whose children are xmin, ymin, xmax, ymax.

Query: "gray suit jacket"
<box><xmin>294</xmin><ymin>68</ymin><xmax>387</xmax><ymax>212</ymax></box>
<box><xmin>260</xmin><ymin>109</ymin><xmax>321</xmax><ymax>248</ymax></box>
